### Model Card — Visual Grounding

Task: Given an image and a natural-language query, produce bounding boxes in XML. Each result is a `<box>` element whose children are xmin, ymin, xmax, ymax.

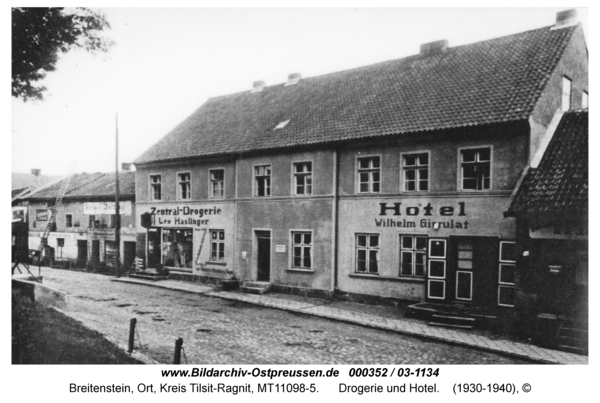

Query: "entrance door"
<box><xmin>77</xmin><ymin>240</ymin><xmax>88</xmax><ymax>267</ymax></box>
<box><xmin>256</xmin><ymin>231</ymin><xmax>271</xmax><ymax>281</ymax></box>
<box><xmin>91</xmin><ymin>240</ymin><xmax>100</xmax><ymax>263</ymax></box>
<box><xmin>123</xmin><ymin>241</ymin><xmax>136</xmax><ymax>271</ymax></box>
<box><xmin>147</xmin><ymin>228</ymin><xmax>162</xmax><ymax>269</ymax></box>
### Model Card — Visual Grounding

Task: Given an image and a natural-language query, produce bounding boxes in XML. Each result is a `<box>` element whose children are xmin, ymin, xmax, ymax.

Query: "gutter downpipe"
<box><xmin>331</xmin><ymin>148</ymin><xmax>339</xmax><ymax>294</ymax></box>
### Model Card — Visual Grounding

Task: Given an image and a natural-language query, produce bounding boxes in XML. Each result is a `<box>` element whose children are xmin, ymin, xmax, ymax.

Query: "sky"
<box><xmin>10</xmin><ymin>6</ymin><xmax>589</xmax><ymax>177</ymax></box>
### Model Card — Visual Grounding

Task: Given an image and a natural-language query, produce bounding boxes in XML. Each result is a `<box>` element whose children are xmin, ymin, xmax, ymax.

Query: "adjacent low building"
<box><xmin>133</xmin><ymin>11</ymin><xmax>587</xmax><ymax>322</ymax></box>
<box><xmin>25</xmin><ymin>172</ymin><xmax>137</xmax><ymax>270</ymax></box>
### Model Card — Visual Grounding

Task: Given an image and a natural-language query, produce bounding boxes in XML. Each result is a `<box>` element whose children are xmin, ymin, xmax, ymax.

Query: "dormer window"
<box><xmin>274</xmin><ymin>120</ymin><xmax>290</xmax><ymax>130</ymax></box>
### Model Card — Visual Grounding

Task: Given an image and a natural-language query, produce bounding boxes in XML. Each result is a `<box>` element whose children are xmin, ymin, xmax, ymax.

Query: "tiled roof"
<box><xmin>26</xmin><ymin>172</ymin><xmax>136</xmax><ymax>200</ymax></box>
<box><xmin>505</xmin><ymin>109</ymin><xmax>587</xmax><ymax>229</ymax></box>
<box><xmin>12</xmin><ymin>172</ymin><xmax>61</xmax><ymax>191</ymax></box>
<box><xmin>135</xmin><ymin>24</ymin><xmax>579</xmax><ymax>164</ymax></box>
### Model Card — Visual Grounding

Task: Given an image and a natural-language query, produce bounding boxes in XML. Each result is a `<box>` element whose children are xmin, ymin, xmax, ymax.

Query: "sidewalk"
<box><xmin>112</xmin><ymin>277</ymin><xmax>587</xmax><ymax>365</ymax></box>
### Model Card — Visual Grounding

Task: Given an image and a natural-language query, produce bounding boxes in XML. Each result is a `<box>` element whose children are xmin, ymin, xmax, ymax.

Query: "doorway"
<box><xmin>77</xmin><ymin>240</ymin><xmax>88</xmax><ymax>267</ymax></box>
<box><xmin>256</xmin><ymin>231</ymin><xmax>271</xmax><ymax>282</ymax></box>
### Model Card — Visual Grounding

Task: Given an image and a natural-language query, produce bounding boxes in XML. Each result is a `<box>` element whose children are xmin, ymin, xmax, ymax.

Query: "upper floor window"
<box><xmin>357</xmin><ymin>156</ymin><xmax>380</xmax><ymax>193</ymax></box>
<box><xmin>178</xmin><ymin>172</ymin><xmax>191</xmax><ymax>200</ymax></box>
<box><xmin>210</xmin><ymin>169</ymin><xmax>224</xmax><ymax>199</ymax></box>
<box><xmin>255</xmin><ymin>165</ymin><xmax>271</xmax><ymax>197</ymax></box>
<box><xmin>293</xmin><ymin>162</ymin><xmax>312</xmax><ymax>196</ymax></box>
<box><xmin>562</xmin><ymin>76</ymin><xmax>572</xmax><ymax>111</ymax></box>
<box><xmin>210</xmin><ymin>229</ymin><xmax>225</xmax><ymax>261</ymax></box>
<box><xmin>356</xmin><ymin>233</ymin><xmax>379</xmax><ymax>274</ymax></box>
<box><xmin>88</xmin><ymin>214</ymin><xmax>96</xmax><ymax>228</ymax></box>
<box><xmin>402</xmin><ymin>153</ymin><xmax>429</xmax><ymax>191</ymax></box>
<box><xmin>291</xmin><ymin>231</ymin><xmax>312</xmax><ymax>270</ymax></box>
<box><xmin>461</xmin><ymin>147</ymin><xmax>491</xmax><ymax>191</ymax></box>
<box><xmin>582</xmin><ymin>91</ymin><xmax>588</xmax><ymax>108</ymax></box>
<box><xmin>66</xmin><ymin>214</ymin><xmax>73</xmax><ymax>228</ymax></box>
<box><xmin>150</xmin><ymin>174</ymin><xmax>162</xmax><ymax>200</ymax></box>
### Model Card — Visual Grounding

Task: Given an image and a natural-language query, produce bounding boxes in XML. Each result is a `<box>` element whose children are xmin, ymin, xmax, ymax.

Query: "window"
<box><xmin>255</xmin><ymin>165</ymin><xmax>271</xmax><ymax>197</ymax></box>
<box><xmin>109</xmin><ymin>214</ymin><xmax>116</xmax><ymax>229</ymax></box>
<box><xmin>88</xmin><ymin>215</ymin><xmax>96</xmax><ymax>228</ymax></box>
<box><xmin>293</xmin><ymin>162</ymin><xmax>312</xmax><ymax>196</ymax></box>
<box><xmin>402</xmin><ymin>153</ymin><xmax>429</xmax><ymax>191</ymax></box>
<box><xmin>105</xmin><ymin>241</ymin><xmax>116</xmax><ymax>266</ymax></box>
<box><xmin>399</xmin><ymin>235</ymin><xmax>426</xmax><ymax>277</ymax></box>
<box><xmin>162</xmin><ymin>229</ymin><xmax>193</xmax><ymax>268</ymax></box>
<box><xmin>56</xmin><ymin>238</ymin><xmax>64</xmax><ymax>258</ymax></box>
<box><xmin>498</xmin><ymin>241</ymin><xmax>516</xmax><ymax>307</ymax></box>
<box><xmin>66</xmin><ymin>214</ymin><xmax>73</xmax><ymax>228</ymax></box>
<box><xmin>356</xmin><ymin>234</ymin><xmax>379</xmax><ymax>274</ymax></box>
<box><xmin>210</xmin><ymin>230</ymin><xmax>225</xmax><ymax>261</ymax></box>
<box><xmin>562</xmin><ymin>76</ymin><xmax>572</xmax><ymax>111</ymax></box>
<box><xmin>357</xmin><ymin>157</ymin><xmax>380</xmax><ymax>193</ymax></box>
<box><xmin>178</xmin><ymin>172</ymin><xmax>191</xmax><ymax>200</ymax></box>
<box><xmin>150</xmin><ymin>174</ymin><xmax>162</xmax><ymax>200</ymax></box>
<box><xmin>210</xmin><ymin>169</ymin><xmax>224</xmax><ymax>199</ymax></box>
<box><xmin>461</xmin><ymin>147</ymin><xmax>491</xmax><ymax>190</ymax></box>
<box><xmin>291</xmin><ymin>232</ymin><xmax>312</xmax><ymax>269</ymax></box>
<box><xmin>582</xmin><ymin>91</ymin><xmax>588</xmax><ymax>108</ymax></box>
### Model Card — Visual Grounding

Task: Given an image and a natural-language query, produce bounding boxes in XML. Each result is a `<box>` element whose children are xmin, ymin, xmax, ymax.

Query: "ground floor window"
<box><xmin>162</xmin><ymin>229</ymin><xmax>193</xmax><ymax>268</ymax></box>
<box><xmin>105</xmin><ymin>240</ymin><xmax>117</xmax><ymax>266</ymax></box>
<box><xmin>291</xmin><ymin>231</ymin><xmax>312</xmax><ymax>269</ymax></box>
<box><xmin>210</xmin><ymin>229</ymin><xmax>225</xmax><ymax>262</ymax></box>
<box><xmin>56</xmin><ymin>238</ymin><xmax>64</xmax><ymax>258</ymax></box>
<box><xmin>356</xmin><ymin>233</ymin><xmax>379</xmax><ymax>274</ymax></box>
<box><xmin>399</xmin><ymin>235</ymin><xmax>426</xmax><ymax>277</ymax></box>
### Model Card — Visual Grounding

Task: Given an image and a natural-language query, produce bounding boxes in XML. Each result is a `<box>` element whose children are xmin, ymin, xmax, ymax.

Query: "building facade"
<box><xmin>25</xmin><ymin>172</ymin><xmax>137</xmax><ymax>271</ymax></box>
<box><xmin>134</xmin><ymin>11</ymin><xmax>587</xmax><ymax>315</ymax></box>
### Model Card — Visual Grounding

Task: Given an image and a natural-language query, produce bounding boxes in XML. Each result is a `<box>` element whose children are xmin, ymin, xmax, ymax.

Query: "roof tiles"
<box><xmin>26</xmin><ymin>172</ymin><xmax>136</xmax><ymax>200</ymax></box>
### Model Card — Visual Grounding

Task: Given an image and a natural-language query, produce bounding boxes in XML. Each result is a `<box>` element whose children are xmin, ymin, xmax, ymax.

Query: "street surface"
<box><xmin>42</xmin><ymin>268</ymin><xmax>528</xmax><ymax>364</ymax></box>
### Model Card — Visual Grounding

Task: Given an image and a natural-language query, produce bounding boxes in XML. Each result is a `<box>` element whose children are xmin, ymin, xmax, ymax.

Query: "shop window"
<box><xmin>356</xmin><ymin>233</ymin><xmax>379</xmax><ymax>274</ymax></box>
<box><xmin>582</xmin><ymin>91</ymin><xmax>588</xmax><ymax>109</ymax></box>
<box><xmin>255</xmin><ymin>165</ymin><xmax>271</xmax><ymax>197</ymax></box>
<box><xmin>210</xmin><ymin>230</ymin><xmax>225</xmax><ymax>262</ymax></box>
<box><xmin>399</xmin><ymin>235</ymin><xmax>426</xmax><ymax>277</ymax></box>
<box><xmin>210</xmin><ymin>169</ymin><xmax>224</xmax><ymax>199</ymax></box>
<box><xmin>291</xmin><ymin>231</ymin><xmax>312</xmax><ymax>269</ymax></box>
<box><xmin>162</xmin><ymin>229</ymin><xmax>193</xmax><ymax>268</ymax></box>
<box><xmin>562</xmin><ymin>76</ymin><xmax>572</xmax><ymax>111</ymax></box>
<box><xmin>498</xmin><ymin>241</ymin><xmax>516</xmax><ymax>307</ymax></box>
<box><xmin>105</xmin><ymin>240</ymin><xmax>116</xmax><ymax>266</ymax></box>
<box><xmin>357</xmin><ymin>156</ymin><xmax>380</xmax><ymax>193</ymax></box>
<box><xmin>66</xmin><ymin>214</ymin><xmax>73</xmax><ymax>228</ymax></box>
<box><xmin>178</xmin><ymin>172</ymin><xmax>191</xmax><ymax>200</ymax></box>
<box><xmin>150</xmin><ymin>174</ymin><xmax>162</xmax><ymax>201</ymax></box>
<box><xmin>56</xmin><ymin>238</ymin><xmax>65</xmax><ymax>258</ymax></box>
<box><xmin>461</xmin><ymin>147</ymin><xmax>491</xmax><ymax>191</ymax></box>
<box><xmin>293</xmin><ymin>162</ymin><xmax>312</xmax><ymax>196</ymax></box>
<box><xmin>402</xmin><ymin>153</ymin><xmax>429</xmax><ymax>191</ymax></box>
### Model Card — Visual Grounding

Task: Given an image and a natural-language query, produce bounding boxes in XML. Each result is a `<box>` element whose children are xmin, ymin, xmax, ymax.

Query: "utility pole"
<box><xmin>115</xmin><ymin>112</ymin><xmax>121</xmax><ymax>278</ymax></box>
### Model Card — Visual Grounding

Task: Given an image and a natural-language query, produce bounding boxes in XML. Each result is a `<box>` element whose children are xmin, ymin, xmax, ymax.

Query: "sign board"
<box><xmin>36</xmin><ymin>209</ymin><xmax>49</xmax><ymax>221</ymax></box>
<box><xmin>84</xmin><ymin>201</ymin><xmax>132</xmax><ymax>215</ymax></box>
<box><xmin>275</xmin><ymin>245</ymin><xmax>286</xmax><ymax>253</ymax></box>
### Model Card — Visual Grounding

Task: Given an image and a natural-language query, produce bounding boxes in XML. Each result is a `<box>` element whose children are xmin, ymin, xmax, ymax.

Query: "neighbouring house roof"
<box><xmin>505</xmin><ymin>109</ymin><xmax>588</xmax><ymax>229</ymax></box>
<box><xmin>25</xmin><ymin>172</ymin><xmax>136</xmax><ymax>201</ymax></box>
<box><xmin>12</xmin><ymin>173</ymin><xmax>61</xmax><ymax>191</ymax></box>
<box><xmin>135</xmin><ymin>24</ymin><xmax>580</xmax><ymax>164</ymax></box>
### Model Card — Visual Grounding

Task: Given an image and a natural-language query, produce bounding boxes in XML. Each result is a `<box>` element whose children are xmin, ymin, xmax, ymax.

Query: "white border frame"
<box><xmin>455</xmin><ymin>270</ymin><xmax>473</xmax><ymax>301</ymax></box>
<box><xmin>428</xmin><ymin>238</ymin><xmax>447</xmax><ymax>259</ymax></box>
<box><xmin>497</xmin><ymin>285</ymin><xmax>516</xmax><ymax>307</ymax></box>
<box><xmin>427</xmin><ymin>279</ymin><xmax>445</xmax><ymax>299</ymax></box>
<box><xmin>428</xmin><ymin>259</ymin><xmax>446</xmax><ymax>279</ymax></box>
<box><xmin>499</xmin><ymin>240</ymin><xmax>516</xmax><ymax>263</ymax></box>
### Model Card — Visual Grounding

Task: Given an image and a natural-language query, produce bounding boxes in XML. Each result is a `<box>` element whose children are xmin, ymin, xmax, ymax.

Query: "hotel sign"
<box><xmin>84</xmin><ymin>201</ymin><xmax>132</xmax><ymax>216</ymax></box>
<box><xmin>376</xmin><ymin>202</ymin><xmax>469</xmax><ymax>229</ymax></box>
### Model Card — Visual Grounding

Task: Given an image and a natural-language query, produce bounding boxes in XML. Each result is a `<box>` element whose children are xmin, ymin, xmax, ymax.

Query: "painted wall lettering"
<box><xmin>378</xmin><ymin>202</ymin><xmax>466</xmax><ymax>216</ymax></box>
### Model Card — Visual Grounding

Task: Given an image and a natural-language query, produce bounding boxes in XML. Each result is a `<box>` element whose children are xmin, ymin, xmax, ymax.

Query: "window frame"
<box><xmin>400</xmin><ymin>151</ymin><xmax>430</xmax><ymax>192</ymax></box>
<box><xmin>253</xmin><ymin>164</ymin><xmax>272</xmax><ymax>197</ymax></box>
<box><xmin>498</xmin><ymin>241</ymin><xmax>516</xmax><ymax>307</ymax></box>
<box><xmin>56</xmin><ymin>238</ymin><xmax>65</xmax><ymax>258</ymax></box>
<box><xmin>65</xmin><ymin>213</ymin><xmax>73</xmax><ymax>228</ymax></box>
<box><xmin>355</xmin><ymin>233</ymin><xmax>380</xmax><ymax>275</ymax></box>
<box><xmin>458</xmin><ymin>146</ymin><xmax>493</xmax><ymax>191</ymax></box>
<box><xmin>177</xmin><ymin>171</ymin><xmax>191</xmax><ymax>200</ymax></box>
<box><xmin>399</xmin><ymin>234</ymin><xmax>427</xmax><ymax>277</ymax></box>
<box><xmin>149</xmin><ymin>173</ymin><xmax>162</xmax><ymax>201</ymax></box>
<box><xmin>356</xmin><ymin>155</ymin><xmax>382</xmax><ymax>194</ymax></box>
<box><xmin>209</xmin><ymin>168</ymin><xmax>225</xmax><ymax>199</ymax></box>
<box><xmin>292</xmin><ymin>161</ymin><xmax>313</xmax><ymax>196</ymax></box>
<box><xmin>289</xmin><ymin>229</ymin><xmax>314</xmax><ymax>271</ymax></box>
<box><xmin>209</xmin><ymin>229</ymin><xmax>225</xmax><ymax>262</ymax></box>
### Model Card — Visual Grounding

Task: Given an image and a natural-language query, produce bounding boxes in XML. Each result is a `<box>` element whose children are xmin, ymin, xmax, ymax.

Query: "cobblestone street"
<box><xmin>42</xmin><ymin>268</ymin><xmax>528</xmax><ymax>364</ymax></box>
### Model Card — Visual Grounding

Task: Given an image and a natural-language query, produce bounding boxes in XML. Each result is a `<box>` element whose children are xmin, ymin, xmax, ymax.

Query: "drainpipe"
<box><xmin>331</xmin><ymin>149</ymin><xmax>339</xmax><ymax>293</ymax></box>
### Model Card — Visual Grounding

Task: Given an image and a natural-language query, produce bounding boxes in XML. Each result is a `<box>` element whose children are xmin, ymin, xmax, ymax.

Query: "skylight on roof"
<box><xmin>274</xmin><ymin>120</ymin><xmax>290</xmax><ymax>130</ymax></box>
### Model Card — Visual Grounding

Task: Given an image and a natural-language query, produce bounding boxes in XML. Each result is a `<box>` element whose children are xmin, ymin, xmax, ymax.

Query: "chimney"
<box><xmin>284</xmin><ymin>73</ymin><xmax>301</xmax><ymax>87</ymax></box>
<box><xmin>420</xmin><ymin>40</ymin><xmax>448</xmax><ymax>56</ymax></box>
<box><xmin>554</xmin><ymin>9</ymin><xmax>578</xmax><ymax>28</ymax></box>
<box><xmin>250</xmin><ymin>80</ymin><xmax>265</xmax><ymax>93</ymax></box>
<box><xmin>121</xmin><ymin>163</ymin><xmax>132</xmax><ymax>171</ymax></box>
<box><xmin>31</xmin><ymin>168</ymin><xmax>41</xmax><ymax>176</ymax></box>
